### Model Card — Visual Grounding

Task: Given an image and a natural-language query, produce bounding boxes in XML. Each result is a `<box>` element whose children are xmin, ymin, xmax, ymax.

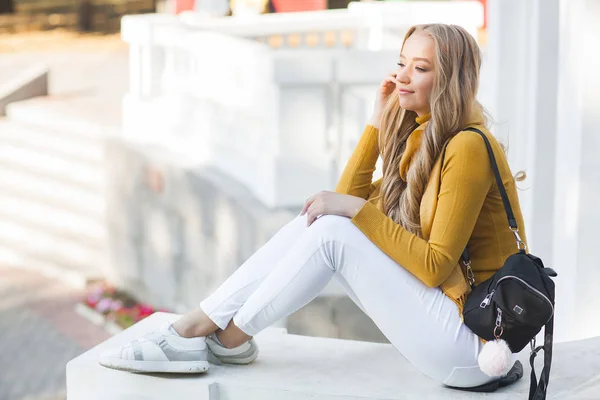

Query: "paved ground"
<box><xmin>0</xmin><ymin>266</ymin><xmax>111</xmax><ymax>400</ymax></box>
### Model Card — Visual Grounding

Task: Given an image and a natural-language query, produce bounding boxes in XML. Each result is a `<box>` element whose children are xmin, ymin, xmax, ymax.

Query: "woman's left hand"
<box><xmin>300</xmin><ymin>191</ymin><xmax>367</xmax><ymax>226</ymax></box>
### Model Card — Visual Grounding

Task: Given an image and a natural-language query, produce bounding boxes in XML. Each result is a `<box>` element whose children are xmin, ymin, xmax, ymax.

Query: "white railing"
<box><xmin>120</xmin><ymin>1</ymin><xmax>485</xmax><ymax>208</ymax></box>
<box><xmin>124</xmin><ymin>28</ymin><xmax>396</xmax><ymax>206</ymax></box>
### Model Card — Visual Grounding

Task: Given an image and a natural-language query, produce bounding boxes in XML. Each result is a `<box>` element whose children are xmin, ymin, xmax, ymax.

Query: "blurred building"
<box><xmin>0</xmin><ymin>0</ymin><xmax>155</xmax><ymax>33</ymax></box>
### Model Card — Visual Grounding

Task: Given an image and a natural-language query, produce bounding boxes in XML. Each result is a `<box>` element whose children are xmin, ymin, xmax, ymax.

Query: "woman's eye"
<box><xmin>416</xmin><ymin>67</ymin><xmax>427</xmax><ymax>72</ymax></box>
<box><xmin>397</xmin><ymin>62</ymin><xmax>405</xmax><ymax>68</ymax></box>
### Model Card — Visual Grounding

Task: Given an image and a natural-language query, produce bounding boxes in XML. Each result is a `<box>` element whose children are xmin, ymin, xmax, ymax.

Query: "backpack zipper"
<box><xmin>480</xmin><ymin>290</ymin><xmax>495</xmax><ymax>308</ymax></box>
<box><xmin>479</xmin><ymin>276</ymin><xmax>554</xmax><ymax>320</ymax></box>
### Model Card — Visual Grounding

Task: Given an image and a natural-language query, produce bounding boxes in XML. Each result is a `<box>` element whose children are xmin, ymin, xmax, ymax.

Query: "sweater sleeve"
<box><xmin>334</xmin><ymin>125</ymin><xmax>380</xmax><ymax>199</ymax></box>
<box><xmin>350</xmin><ymin>130</ymin><xmax>493</xmax><ymax>287</ymax></box>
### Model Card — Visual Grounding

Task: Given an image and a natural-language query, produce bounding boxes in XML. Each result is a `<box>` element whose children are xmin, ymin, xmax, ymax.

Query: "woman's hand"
<box><xmin>300</xmin><ymin>191</ymin><xmax>367</xmax><ymax>226</ymax></box>
<box><xmin>370</xmin><ymin>72</ymin><xmax>401</xmax><ymax>129</ymax></box>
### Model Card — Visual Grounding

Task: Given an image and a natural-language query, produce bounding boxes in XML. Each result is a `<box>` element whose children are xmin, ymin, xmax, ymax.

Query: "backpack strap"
<box><xmin>529</xmin><ymin>317</ymin><xmax>554</xmax><ymax>400</ymax></box>
<box><xmin>463</xmin><ymin>127</ymin><xmax>526</xmax><ymax>252</ymax></box>
<box><xmin>463</xmin><ymin>127</ymin><xmax>517</xmax><ymax>230</ymax></box>
<box><xmin>459</xmin><ymin>127</ymin><xmax>527</xmax><ymax>287</ymax></box>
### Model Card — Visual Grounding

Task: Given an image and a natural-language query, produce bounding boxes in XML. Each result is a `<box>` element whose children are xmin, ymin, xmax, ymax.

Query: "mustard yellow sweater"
<box><xmin>335</xmin><ymin>113</ymin><xmax>528</xmax><ymax>314</ymax></box>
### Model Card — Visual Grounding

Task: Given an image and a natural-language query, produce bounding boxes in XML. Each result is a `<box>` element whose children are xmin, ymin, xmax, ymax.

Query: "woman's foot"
<box><xmin>170</xmin><ymin>307</ymin><xmax>219</xmax><ymax>338</ymax></box>
<box><xmin>99</xmin><ymin>324</ymin><xmax>210</xmax><ymax>374</ymax></box>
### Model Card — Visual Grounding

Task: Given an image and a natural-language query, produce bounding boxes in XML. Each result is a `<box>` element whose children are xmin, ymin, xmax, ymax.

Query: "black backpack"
<box><xmin>460</xmin><ymin>128</ymin><xmax>557</xmax><ymax>400</ymax></box>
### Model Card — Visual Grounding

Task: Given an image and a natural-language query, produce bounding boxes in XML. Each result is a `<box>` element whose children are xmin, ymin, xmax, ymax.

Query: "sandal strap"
<box><xmin>143</xmin><ymin>330</ymin><xmax>166</xmax><ymax>343</ymax></box>
<box><xmin>130</xmin><ymin>339</ymin><xmax>144</xmax><ymax>361</ymax></box>
<box><xmin>131</xmin><ymin>330</ymin><xmax>208</xmax><ymax>362</ymax></box>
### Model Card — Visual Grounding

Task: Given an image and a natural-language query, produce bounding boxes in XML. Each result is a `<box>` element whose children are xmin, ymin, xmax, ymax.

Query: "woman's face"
<box><xmin>396</xmin><ymin>32</ymin><xmax>435</xmax><ymax>117</ymax></box>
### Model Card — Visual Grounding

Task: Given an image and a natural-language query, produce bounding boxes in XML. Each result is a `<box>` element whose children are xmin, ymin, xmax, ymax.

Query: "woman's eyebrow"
<box><xmin>399</xmin><ymin>54</ymin><xmax>432</xmax><ymax>64</ymax></box>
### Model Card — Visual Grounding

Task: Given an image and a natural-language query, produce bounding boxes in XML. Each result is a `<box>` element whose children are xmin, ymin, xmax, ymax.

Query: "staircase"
<box><xmin>0</xmin><ymin>96</ymin><xmax>119</xmax><ymax>287</ymax></box>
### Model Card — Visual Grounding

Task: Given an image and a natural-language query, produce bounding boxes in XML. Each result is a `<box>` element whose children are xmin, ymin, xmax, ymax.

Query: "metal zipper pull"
<box><xmin>494</xmin><ymin>308</ymin><xmax>504</xmax><ymax>339</ymax></box>
<box><xmin>480</xmin><ymin>290</ymin><xmax>495</xmax><ymax>308</ymax></box>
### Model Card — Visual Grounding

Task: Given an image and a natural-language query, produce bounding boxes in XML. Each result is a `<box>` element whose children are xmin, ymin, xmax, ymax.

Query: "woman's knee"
<box><xmin>308</xmin><ymin>214</ymin><xmax>353</xmax><ymax>235</ymax></box>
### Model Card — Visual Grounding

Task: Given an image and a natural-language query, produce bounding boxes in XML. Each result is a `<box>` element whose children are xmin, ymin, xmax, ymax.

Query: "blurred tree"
<box><xmin>328</xmin><ymin>0</ymin><xmax>351</xmax><ymax>9</ymax></box>
<box><xmin>0</xmin><ymin>0</ymin><xmax>14</xmax><ymax>13</ymax></box>
<box><xmin>77</xmin><ymin>0</ymin><xmax>93</xmax><ymax>31</ymax></box>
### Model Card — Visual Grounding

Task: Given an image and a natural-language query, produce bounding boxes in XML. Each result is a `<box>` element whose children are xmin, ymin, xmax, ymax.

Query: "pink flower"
<box><xmin>139</xmin><ymin>305</ymin><xmax>154</xmax><ymax>316</ymax></box>
<box><xmin>86</xmin><ymin>294</ymin><xmax>101</xmax><ymax>308</ymax></box>
<box><xmin>96</xmin><ymin>298</ymin><xmax>113</xmax><ymax>313</ymax></box>
<box><xmin>87</xmin><ymin>293</ymin><xmax>102</xmax><ymax>303</ymax></box>
<box><xmin>110</xmin><ymin>300</ymin><xmax>123</xmax><ymax>311</ymax></box>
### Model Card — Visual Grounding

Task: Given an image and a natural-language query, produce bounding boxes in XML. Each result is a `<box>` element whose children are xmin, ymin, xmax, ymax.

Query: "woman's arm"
<box><xmin>335</xmin><ymin>72</ymin><xmax>399</xmax><ymax>199</ymax></box>
<box><xmin>349</xmin><ymin>130</ymin><xmax>493</xmax><ymax>287</ymax></box>
<box><xmin>334</xmin><ymin>125</ymin><xmax>380</xmax><ymax>199</ymax></box>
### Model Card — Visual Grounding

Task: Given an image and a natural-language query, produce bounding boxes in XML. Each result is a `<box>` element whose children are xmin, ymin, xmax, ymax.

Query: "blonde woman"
<box><xmin>100</xmin><ymin>24</ymin><xmax>526</xmax><ymax>389</ymax></box>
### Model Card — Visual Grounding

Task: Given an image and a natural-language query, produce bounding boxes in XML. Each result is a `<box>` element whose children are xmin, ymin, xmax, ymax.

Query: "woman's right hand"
<box><xmin>370</xmin><ymin>72</ymin><xmax>401</xmax><ymax>129</ymax></box>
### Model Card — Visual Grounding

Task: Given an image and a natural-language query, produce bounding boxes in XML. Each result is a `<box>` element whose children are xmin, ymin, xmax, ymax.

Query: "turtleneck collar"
<box><xmin>415</xmin><ymin>112</ymin><xmax>431</xmax><ymax>125</ymax></box>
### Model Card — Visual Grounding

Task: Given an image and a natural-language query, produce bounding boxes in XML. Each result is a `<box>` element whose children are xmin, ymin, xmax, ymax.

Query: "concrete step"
<box><xmin>66</xmin><ymin>312</ymin><xmax>599</xmax><ymax>400</ymax></box>
<box><xmin>0</xmin><ymin>245</ymin><xmax>101</xmax><ymax>289</ymax></box>
<box><xmin>0</xmin><ymin>140</ymin><xmax>105</xmax><ymax>190</ymax></box>
<box><xmin>0</xmin><ymin>65</ymin><xmax>48</xmax><ymax>116</ymax></box>
<box><xmin>0</xmin><ymin>165</ymin><xmax>105</xmax><ymax>222</ymax></box>
<box><xmin>5</xmin><ymin>95</ymin><xmax>121</xmax><ymax>139</ymax></box>
<box><xmin>0</xmin><ymin>97</ymin><xmax>115</xmax><ymax>289</ymax></box>
<box><xmin>0</xmin><ymin>218</ymin><xmax>107</xmax><ymax>280</ymax></box>
<box><xmin>0</xmin><ymin>192</ymin><xmax>107</xmax><ymax>251</ymax></box>
<box><xmin>0</xmin><ymin>119</ymin><xmax>105</xmax><ymax>166</ymax></box>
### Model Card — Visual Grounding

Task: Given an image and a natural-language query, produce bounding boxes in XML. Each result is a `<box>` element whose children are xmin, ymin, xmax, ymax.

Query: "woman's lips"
<box><xmin>398</xmin><ymin>89</ymin><xmax>414</xmax><ymax>95</ymax></box>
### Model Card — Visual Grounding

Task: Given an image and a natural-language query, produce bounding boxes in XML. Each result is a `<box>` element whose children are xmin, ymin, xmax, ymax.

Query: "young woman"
<box><xmin>100</xmin><ymin>23</ymin><xmax>527</xmax><ymax>389</ymax></box>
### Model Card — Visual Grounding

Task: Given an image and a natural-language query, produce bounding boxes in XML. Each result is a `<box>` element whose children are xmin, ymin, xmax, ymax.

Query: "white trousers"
<box><xmin>200</xmin><ymin>214</ymin><xmax>497</xmax><ymax>388</ymax></box>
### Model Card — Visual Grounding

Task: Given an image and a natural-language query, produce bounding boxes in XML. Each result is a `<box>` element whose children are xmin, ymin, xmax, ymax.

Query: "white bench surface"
<box><xmin>66</xmin><ymin>312</ymin><xmax>599</xmax><ymax>399</ymax></box>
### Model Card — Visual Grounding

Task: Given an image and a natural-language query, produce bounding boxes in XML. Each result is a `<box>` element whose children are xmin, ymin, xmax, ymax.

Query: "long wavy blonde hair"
<box><xmin>379</xmin><ymin>24</ymin><xmax>486</xmax><ymax>237</ymax></box>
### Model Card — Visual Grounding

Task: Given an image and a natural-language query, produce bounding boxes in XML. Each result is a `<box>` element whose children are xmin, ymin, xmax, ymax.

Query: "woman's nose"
<box><xmin>396</xmin><ymin>68</ymin><xmax>410</xmax><ymax>84</ymax></box>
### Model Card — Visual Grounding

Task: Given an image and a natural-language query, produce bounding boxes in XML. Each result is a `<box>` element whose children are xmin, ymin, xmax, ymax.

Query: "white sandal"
<box><xmin>99</xmin><ymin>324</ymin><xmax>210</xmax><ymax>374</ymax></box>
<box><xmin>206</xmin><ymin>333</ymin><xmax>259</xmax><ymax>365</ymax></box>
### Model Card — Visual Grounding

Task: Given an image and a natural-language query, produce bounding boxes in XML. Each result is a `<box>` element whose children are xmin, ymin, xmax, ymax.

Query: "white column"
<box><xmin>527</xmin><ymin>0</ymin><xmax>560</xmax><ymax>261</ymax></box>
<box><xmin>141</xmin><ymin>45</ymin><xmax>164</xmax><ymax>98</ymax></box>
<box><xmin>489</xmin><ymin>0</ymin><xmax>600</xmax><ymax>342</ymax></box>
<box><xmin>486</xmin><ymin>0</ymin><xmax>559</xmax><ymax>266</ymax></box>
<box><xmin>122</xmin><ymin>14</ymin><xmax>180</xmax><ymax>142</ymax></box>
<box><xmin>552</xmin><ymin>0</ymin><xmax>600</xmax><ymax>342</ymax></box>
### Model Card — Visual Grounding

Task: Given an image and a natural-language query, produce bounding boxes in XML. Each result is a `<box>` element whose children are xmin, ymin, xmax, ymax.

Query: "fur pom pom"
<box><xmin>478</xmin><ymin>339</ymin><xmax>513</xmax><ymax>377</ymax></box>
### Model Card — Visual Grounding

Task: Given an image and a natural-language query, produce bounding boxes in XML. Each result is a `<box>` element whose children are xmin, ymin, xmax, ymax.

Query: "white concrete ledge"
<box><xmin>66</xmin><ymin>312</ymin><xmax>600</xmax><ymax>399</ymax></box>
<box><xmin>0</xmin><ymin>66</ymin><xmax>48</xmax><ymax>116</ymax></box>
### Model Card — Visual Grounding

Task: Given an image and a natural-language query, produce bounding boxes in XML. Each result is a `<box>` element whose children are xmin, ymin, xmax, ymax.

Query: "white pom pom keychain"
<box><xmin>478</xmin><ymin>308</ymin><xmax>514</xmax><ymax>377</ymax></box>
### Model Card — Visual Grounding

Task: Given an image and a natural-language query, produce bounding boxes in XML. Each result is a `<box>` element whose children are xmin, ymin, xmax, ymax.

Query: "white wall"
<box><xmin>552</xmin><ymin>0</ymin><xmax>600</xmax><ymax>342</ymax></box>
<box><xmin>488</xmin><ymin>0</ymin><xmax>600</xmax><ymax>342</ymax></box>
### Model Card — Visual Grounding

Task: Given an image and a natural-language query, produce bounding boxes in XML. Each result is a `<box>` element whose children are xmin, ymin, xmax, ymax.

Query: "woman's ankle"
<box><xmin>171</xmin><ymin>320</ymin><xmax>197</xmax><ymax>338</ymax></box>
<box><xmin>171</xmin><ymin>319</ymin><xmax>215</xmax><ymax>338</ymax></box>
